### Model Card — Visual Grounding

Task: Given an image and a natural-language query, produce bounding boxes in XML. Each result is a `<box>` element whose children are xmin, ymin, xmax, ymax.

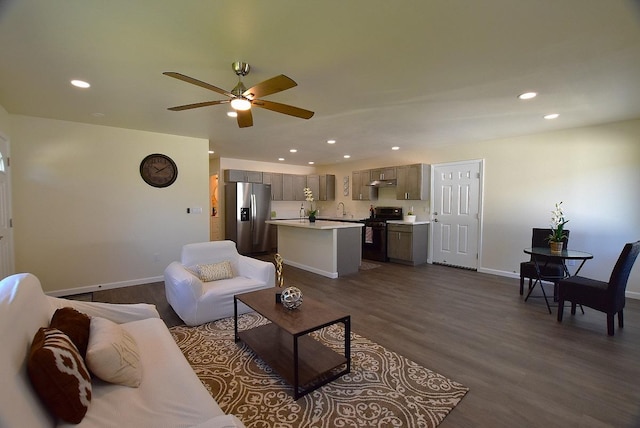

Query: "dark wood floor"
<box><xmin>87</xmin><ymin>257</ymin><xmax>640</xmax><ymax>427</ymax></box>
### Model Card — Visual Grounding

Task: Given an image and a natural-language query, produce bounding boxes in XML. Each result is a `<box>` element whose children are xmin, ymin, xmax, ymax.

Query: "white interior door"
<box><xmin>431</xmin><ymin>160</ymin><xmax>482</xmax><ymax>269</ymax></box>
<box><xmin>0</xmin><ymin>133</ymin><xmax>14</xmax><ymax>279</ymax></box>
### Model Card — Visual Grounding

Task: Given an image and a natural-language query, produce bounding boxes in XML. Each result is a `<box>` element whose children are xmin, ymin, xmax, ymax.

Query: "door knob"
<box><xmin>434</xmin><ymin>219</ymin><xmax>439</xmax><ymax>222</ymax></box>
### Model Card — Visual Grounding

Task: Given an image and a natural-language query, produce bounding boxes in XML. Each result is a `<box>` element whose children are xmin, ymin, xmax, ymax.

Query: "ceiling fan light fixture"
<box><xmin>230</xmin><ymin>97</ymin><xmax>251</xmax><ymax>111</ymax></box>
<box><xmin>518</xmin><ymin>92</ymin><xmax>537</xmax><ymax>100</ymax></box>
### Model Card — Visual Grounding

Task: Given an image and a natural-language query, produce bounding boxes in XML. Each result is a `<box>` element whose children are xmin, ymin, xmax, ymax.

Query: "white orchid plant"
<box><xmin>548</xmin><ymin>201</ymin><xmax>569</xmax><ymax>243</ymax></box>
<box><xmin>303</xmin><ymin>187</ymin><xmax>317</xmax><ymax>217</ymax></box>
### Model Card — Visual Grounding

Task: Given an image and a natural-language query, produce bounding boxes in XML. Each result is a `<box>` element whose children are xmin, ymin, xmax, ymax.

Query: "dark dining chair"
<box><xmin>520</xmin><ymin>228</ymin><xmax>570</xmax><ymax>295</ymax></box>
<box><xmin>557</xmin><ymin>241</ymin><xmax>640</xmax><ymax>336</ymax></box>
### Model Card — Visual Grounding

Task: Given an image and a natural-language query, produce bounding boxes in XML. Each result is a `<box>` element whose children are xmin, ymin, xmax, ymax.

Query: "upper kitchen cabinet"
<box><xmin>306</xmin><ymin>174</ymin><xmax>320</xmax><ymax>201</ymax></box>
<box><xmin>306</xmin><ymin>174</ymin><xmax>336</xmax><ymax>201</ymax></box>
<box><xmin>262</xmin><ymin>172</ymin><xmax>283</xmax><ymax>201</ymax></box>
<box><xmin>319</xmin><ymin>174</ymin><xmax>335</xmax><ymax>201</ymax></box>
<box><xmin>283</xmin><ymin>174</ymin><xmax>306</xmax><ymax>201</ymax></box>
<box><xmin>223</xmin><ymin>169</ymin><xmax>263</xmax><ymax>183</ymax></box>
<box><xmin>396</xmin><ymin>164</ymin><xmax>430</xmax><ymax>200</ymax></box>
<box><xmin>370</xmin><ymin>167</ymin><xmax>396</xmax><ymax>181</ymax></box>
<box><xmin>352</xmin><ymin>170</ymin><xmax>378</xmax><ymax>201</ymax></box>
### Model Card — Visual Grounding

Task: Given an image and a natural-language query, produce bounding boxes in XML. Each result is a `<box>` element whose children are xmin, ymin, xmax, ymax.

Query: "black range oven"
<box><xmin>362</xmin><ymin>207</ymin><xmax>403</xmax><ymax>262</ymax></box>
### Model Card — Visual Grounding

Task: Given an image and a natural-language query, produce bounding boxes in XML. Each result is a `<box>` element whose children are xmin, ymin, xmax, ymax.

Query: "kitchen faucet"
<box><xmin>337</xmin><ymin>201</ymin><xmax>346</xmax><ymax>216</ymax></box>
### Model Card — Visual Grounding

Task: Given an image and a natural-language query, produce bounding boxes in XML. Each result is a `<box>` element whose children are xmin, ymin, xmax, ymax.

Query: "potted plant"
<box><xmin>403</xmin><ymin>206</ymin><xmax>416</xmax><ymax>223</ymax></box>
<box><xmin>548</xmin><ymin>202</ymin><xmax>569</xmax><ymax>253</ymax></box>
<box><xmin>304</xmin><ymin>187</ymin><xmax>318</xmax><ymax>222</ymax></box>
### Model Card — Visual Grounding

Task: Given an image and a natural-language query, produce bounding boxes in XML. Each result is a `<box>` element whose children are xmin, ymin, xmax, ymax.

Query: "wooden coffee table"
<box><xmin>234</xmin><ymin>287</ymin><xmax>351</xmax><ymax>399</ymax></box>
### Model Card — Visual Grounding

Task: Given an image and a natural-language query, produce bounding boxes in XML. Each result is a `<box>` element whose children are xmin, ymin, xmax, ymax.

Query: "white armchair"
<box><xmin>164</xmin><ymin>240</ymin><xmax>275</xmax><ymax>326</ymax></box>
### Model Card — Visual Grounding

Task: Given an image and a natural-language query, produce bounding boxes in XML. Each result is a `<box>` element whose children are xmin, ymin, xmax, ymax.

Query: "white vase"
<box><xmin>403</xmin><ymin>215</ymin><xmax>416</xmax><ymax>223</ymax></box>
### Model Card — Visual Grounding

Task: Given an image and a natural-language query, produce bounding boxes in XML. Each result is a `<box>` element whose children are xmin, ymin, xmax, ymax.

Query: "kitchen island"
<box><xmin>267</xmin><ymin>219</ymin><xmax>364</xmax><ymax>278</ymax></box>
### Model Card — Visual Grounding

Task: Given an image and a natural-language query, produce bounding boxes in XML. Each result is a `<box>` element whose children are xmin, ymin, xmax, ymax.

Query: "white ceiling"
<box><xmin>1</xmin><ymin>0</ymin><xmax>640</xmax><ymax>166</ymax></box>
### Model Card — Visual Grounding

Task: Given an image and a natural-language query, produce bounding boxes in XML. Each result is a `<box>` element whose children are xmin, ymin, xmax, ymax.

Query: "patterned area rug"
<box><xmin>170</xmin><ymin>313</ymin><xmax>468</xmax><ymax>427</ymax></box>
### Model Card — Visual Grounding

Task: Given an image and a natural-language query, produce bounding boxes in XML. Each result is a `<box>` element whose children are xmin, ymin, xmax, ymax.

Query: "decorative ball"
<box><xmin>281</xmin><ymin>286</ymin><xmax>303</xmax><ymax>310</ymax></box>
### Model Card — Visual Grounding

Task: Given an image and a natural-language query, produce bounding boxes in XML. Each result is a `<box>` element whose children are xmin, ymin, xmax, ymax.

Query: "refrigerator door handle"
<box><xmin>250</xmin><ymin>193</ymin><xmax>257</xmax><ymax>244</ymax></box>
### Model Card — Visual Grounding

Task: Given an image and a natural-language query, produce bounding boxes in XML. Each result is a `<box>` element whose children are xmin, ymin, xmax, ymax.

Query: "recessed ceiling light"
<box><xmin>544</xmin><ymin>113</ymin><xmax>559</xmax><ymax>120</ymax></box>
<box><xmin>308</xmin><ymin>161</ymin><xmax>315</xmax><ymax>165</ymax></box>
<box><xmin>278</xmin><ymin>158</ymin><xmax>285</xmax><ymax>161</ymax></box>
<box><xmin>71</xmin><ymin>79</ymin><xmax>90</xmax><ymax>88</ymax></box>
<box><xmin>290</xmin><ymin>149</ymin><xmax>297</xmax><ymax>153</ymax></box>
<box><xmin>343</xmin><ymin>155</ymin><xmax>351</xmax><ymax>159</ymax></box>
<box><xmin>327</xmin><ymin>139</ymin><xmax>336</xmax><ymax>144</ymax></box>
<box><xmin>227</xmin><ymin>111</ymin><xmax>238</xmax><ymax>118</ymax></box>
<box><xmin>518</xmin><ymin>92</ymin><xmax>537</xmax><ymax>100</ymax></box>
<box><xmin>391</xmin><ymin>146</ymin><xmax>400</xmax><ymax>150</ymax></box>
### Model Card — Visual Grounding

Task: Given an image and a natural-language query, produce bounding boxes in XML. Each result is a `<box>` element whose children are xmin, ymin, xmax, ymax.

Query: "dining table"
<box><xmin>523</xmin><ymin>247</ymin><xmax>594</xmax><ymax>313</ymax></box>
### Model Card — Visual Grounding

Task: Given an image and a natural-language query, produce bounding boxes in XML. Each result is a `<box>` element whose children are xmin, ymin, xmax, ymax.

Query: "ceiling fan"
<box><xmin>163</xmin><ymin>62</ymin><xmax>314</xmax><ymax>128</ymax></box>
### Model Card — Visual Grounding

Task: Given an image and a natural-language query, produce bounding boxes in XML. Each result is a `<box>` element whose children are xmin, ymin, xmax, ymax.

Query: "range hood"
<box><xmin>368</xmin><ymin>179</ymin><xmax>397</xmax><ymax>187</ymax></box>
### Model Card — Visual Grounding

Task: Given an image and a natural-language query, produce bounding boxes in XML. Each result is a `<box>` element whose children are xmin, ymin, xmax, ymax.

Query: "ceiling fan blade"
<box><xmin>251</xmin><ymin>99</ymin><xmax>314</xmax><ymax>119</ymax></box>
<box><xmin>243</xmin><ymin>75</ymin><xmax>297</xmax><ymax>99</ymax></box>
<box><xmin>163</xmin><ymin>72</ymin><xmax>234</xmax><ymax>98</ymax></box>
<box><xmin>237</xmin><ymin>109</ymin><xmax>253</xmax><ymax>128</ymax></box>
<box><xmin>167</xmin><ymin>100</ymin><xmax>229</xmax><ymax>111</ymax></box>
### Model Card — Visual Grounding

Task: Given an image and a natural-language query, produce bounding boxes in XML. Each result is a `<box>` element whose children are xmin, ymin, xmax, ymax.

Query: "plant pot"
<box><xmin>549</xmin><ymin>241</ymin><xmax>563</xmax><ymax>254</ymax></box>
<box><xmin>403</xmin><ymin>215</ymin><xmax>416</xmax><ymax>223</ymax></box>
<box><xmin>308</xmin><ymin>215</ymin><xmax>316</xmax><ymax>223</ymax></box>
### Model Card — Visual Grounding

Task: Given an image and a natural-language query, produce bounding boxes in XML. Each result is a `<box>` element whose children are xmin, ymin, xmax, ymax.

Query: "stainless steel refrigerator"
<box><xmin>224</xmin><ymin>182</ymin><xmax>271</xmax><ymax>254</ymax></box>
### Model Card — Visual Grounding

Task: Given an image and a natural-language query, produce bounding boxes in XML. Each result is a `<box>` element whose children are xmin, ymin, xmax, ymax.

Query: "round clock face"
<box><xmin>139</xmin><ymin>154</ymin><xmax>178</xmax><ymax>188</ymax></box>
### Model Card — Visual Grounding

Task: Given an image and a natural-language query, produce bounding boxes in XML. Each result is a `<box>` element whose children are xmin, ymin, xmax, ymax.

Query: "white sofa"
<box><xmin>0</xmin><ymin>273</ymin><xmax>245</xmax><ymax>428</ymax></box>
<box><xmin>164</xmin><ymin>240</ymin><xmax>275</xmax><ymax>326</ymax></box>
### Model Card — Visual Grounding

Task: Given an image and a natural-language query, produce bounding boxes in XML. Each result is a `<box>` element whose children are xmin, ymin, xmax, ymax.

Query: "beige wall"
<box><xmin>316</xmin><ymin>119</ymin><xmax>640</xmax><ymax>296</ymax></box>
<box><xmin>9</xmin><ymin>115</ymin><xmax>210</xmax><ymax>294</ymax></box>
<box><xmin>3</xmin><ymin>106</ymin><xmax>639</xmax><ymax>298</ymax></box>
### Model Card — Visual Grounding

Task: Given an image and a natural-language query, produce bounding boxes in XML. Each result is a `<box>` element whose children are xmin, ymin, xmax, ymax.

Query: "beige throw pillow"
<box><xmin>85</xmin><ymin>317</ymin><xmax>142</xmax><ymax>387</ymax></box>
<box><xmin>197</xmin><ymin>260</ymin><xmax>234</xmax><ymax>282</ymax></box>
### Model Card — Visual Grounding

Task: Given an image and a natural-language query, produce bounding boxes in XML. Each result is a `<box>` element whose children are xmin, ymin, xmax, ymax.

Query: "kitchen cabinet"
<box><xmin>396</xmin><ymin>164</ymin><xmax>430</xmax><ymax>200</ymax></box>
<box><xmin>319</xmin><ymin>174</ymin><xmax>335</xmax><ymax>201</ymax></box>
<box><xmin>370</xmin><ymin>167</ymin><xmax>396</xmax><ymax>181</ymax></box>
<box><xmin>269</xmin><ymin>224</ymin><xmax>278</xmax><ymax>252</ymax></box>
<box><xmin>292</xmin><ymin>175</ymin><xmax>307</xmax><ymax>200</ymax></box>
<box><xmin>223</xmin><ymin>169</ymin><xmax>263</xmax><ymax>183</ymax></box>
<box><xmin>306</xmin><ymin>174</ymin><xmax>320</xmax><ymax>200</ymax></box>
<box><xmin>387</xmin><ymin>223</ymin><xmax>428</xmax><ymax>265</ymax></box>
<box><xmin>352</xmin><ymin>170</ymin><xmax>377</xmax><ymax>201</ymax></box>
<box><xmin>282</xmin><ymin>174</ymin><xmax>307</xmax><ymax>201</ymax></box>
<box><xmin>307</xmin><ymin>174</ymin><xmax>335</xmax><ymax>201</ymax></box>
<box><xmin>262</xmin><ymin>172</ymin><xmax>283</xmax><ymax>201</ymax></box>
<box><xmin>282</xmin><ymin>174</ymin><xmax>294</xmax><ymax>200</ymax></box>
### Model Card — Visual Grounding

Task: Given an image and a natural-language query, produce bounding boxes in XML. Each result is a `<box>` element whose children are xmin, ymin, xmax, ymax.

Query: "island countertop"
<box><xmin>266</xmin><ymin>219</ymin><xmax>364</xmax><ymax>229</ymax></box>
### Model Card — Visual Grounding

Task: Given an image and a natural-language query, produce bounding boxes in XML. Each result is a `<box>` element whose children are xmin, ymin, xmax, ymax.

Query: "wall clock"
<box><xmin>139</xmin><ymin>153</ymin><xmax>178</xmax><ymax>188</ymax></box>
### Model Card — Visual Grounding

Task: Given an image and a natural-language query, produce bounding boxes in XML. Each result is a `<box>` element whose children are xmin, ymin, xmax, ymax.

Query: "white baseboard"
<box><xmin>47</xmin><ymin>276</ymin><xmax>164</xmax><ymax>297</ymax></box>
<box><xmin>283</xmin><ymin>260</ymin><xmax>338</xmax><ymax>279</ymax></box>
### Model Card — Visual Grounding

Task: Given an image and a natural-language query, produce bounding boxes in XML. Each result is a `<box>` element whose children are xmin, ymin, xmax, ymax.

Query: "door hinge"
<box><xmin>9</xmin><ymin>218</ymin><xmax>12</xmax><ymax>228</ymax></box>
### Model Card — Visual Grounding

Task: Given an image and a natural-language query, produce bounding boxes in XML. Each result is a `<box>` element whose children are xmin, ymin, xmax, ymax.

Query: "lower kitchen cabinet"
<box><xmin>387</xmin><ymin>223</ymin><xmax>428</xmax><ymax>265</ymax></box>
<box><xmin>269</xmin><ymin>224</ymin><xmax>278</xmax><ymax>252</ymax></box>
